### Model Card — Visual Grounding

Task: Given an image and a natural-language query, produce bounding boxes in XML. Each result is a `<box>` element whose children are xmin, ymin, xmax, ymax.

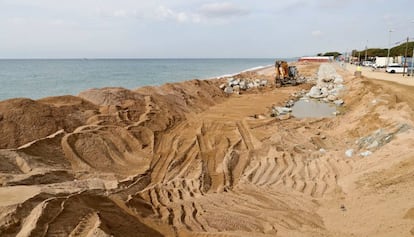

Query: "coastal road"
<box><xmin>338</xmin><ymin>63</ymin><xmax>414</xmax><ymax>86</ymax></box>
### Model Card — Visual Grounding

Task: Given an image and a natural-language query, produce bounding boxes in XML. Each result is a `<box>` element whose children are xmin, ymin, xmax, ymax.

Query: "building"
<box><xmin>298</xmin><ymin>56</ymin><xmax>332</xmax><ymax>62</ymax></box>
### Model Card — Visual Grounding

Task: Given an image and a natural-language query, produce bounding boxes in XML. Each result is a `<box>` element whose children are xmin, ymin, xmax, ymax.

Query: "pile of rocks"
<box><xmin>305</xmin><ymin>64</ymin><xmax>345</xmax><ymax>106</ymax></box>
<box><xmin>356</xmin><ymin>124</ymin><xmax>410</xmax><ymax>151</ymax></box>
<box><xmin>345</xmin><ymin>123</ymin><xmax>411</xmax><ymax>158</ymax></box>
<box><xmin>219</xmin><ymin>77</ymin><xmax>269</xmax><ymax>94</ymax></box>
<box><xmin>270</xmin><ymin>106</ymin><xmax>292</xmax><ymax>120</ymax></box>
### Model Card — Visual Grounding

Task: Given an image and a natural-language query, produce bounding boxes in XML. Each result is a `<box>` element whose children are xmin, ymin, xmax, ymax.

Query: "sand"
<box><xmin>0</xmin><ymin>62</ymin><xmax>414</xmax><ymax>236</ymax></box>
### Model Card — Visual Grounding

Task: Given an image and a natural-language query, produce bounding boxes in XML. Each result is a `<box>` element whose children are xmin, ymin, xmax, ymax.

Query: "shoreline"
<box><xmin>0</xmin><ymin>58</ymin><xmax>281</xmax><ymax>101</ymax></box>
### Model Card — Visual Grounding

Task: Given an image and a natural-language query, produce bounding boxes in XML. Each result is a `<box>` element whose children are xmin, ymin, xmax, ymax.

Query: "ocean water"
<box><xmin>0</xmin><ymin>58</ymin><xmax>295</xmax><ymax>101</ymax></box>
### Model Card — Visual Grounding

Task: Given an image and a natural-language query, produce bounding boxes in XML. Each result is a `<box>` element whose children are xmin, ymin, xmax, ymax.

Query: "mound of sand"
<box><xmin>1</xmin><ymin>62</ymin><xmax>414</xmax><ymax>236</ymax></box>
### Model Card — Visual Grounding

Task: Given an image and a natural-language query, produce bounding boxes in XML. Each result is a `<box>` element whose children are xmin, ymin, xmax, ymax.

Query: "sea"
<box><xmin>0</xmin><ymin>58</ymin><xmax>294</xmax><ymax>101</ymax></box>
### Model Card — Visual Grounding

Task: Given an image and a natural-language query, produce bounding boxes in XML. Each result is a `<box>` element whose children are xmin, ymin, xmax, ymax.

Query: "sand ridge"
<box><xmin>0</xmin><ymin>63</ymin><xmax>414</xmax><ymax>236</ymax></box>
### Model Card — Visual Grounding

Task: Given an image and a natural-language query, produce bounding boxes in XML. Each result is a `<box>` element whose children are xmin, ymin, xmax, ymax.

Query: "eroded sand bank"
<box><xmin>0</xmin><ymin>63</ymin><xmax>414</xmax><ymax>237</ymax></box>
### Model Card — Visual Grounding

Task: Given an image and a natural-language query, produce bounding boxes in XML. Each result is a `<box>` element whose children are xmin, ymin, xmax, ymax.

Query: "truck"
<box><xmin>373</xmin><ymin>57</ymin><xmax>388</xmax><ymax>68</ymax></box>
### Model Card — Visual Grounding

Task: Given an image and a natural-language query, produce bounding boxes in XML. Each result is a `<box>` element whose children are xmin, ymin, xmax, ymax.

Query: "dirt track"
<box><xmin>0</xmin><ymin>63</ymin><xmax>414</xmax><ymax>237</ymax></box>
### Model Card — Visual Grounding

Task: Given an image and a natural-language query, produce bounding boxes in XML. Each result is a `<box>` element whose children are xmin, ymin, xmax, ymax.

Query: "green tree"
<box><xmin>390</xmin><ymin>41</ymin><xmax>414</xmax><ymax>57</ymax></box>
<box><xmin>323</xmin><ymin>52</ymin><xmax>342</xmax><ymax>58</ymax></box>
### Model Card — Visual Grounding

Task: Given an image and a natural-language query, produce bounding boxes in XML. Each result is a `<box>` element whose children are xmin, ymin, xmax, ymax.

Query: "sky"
<box><xmin>0</xmin><ymin>0</ymin><xmax>413</xmax><ymax>58</ymax></box>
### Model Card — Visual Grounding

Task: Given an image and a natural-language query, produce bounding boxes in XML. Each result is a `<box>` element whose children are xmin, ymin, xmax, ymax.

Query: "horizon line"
<box><xmin>0</xmin><ymin>57</ymin><xmax>299</xmax><ymax>60</ymax></box>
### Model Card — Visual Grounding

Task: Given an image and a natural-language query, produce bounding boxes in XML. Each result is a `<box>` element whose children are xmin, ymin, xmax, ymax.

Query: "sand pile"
<box><xmin>1</xmin><ymin>63</ymin><xmax>414</xmax><ymax>236</ymax></box>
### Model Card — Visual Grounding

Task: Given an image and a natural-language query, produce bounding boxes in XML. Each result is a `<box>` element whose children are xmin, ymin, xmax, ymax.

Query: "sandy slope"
<box><xmin>0</xmin><ymin>62</ymin><xmax>414</xmax><ymax>236</ymax></box>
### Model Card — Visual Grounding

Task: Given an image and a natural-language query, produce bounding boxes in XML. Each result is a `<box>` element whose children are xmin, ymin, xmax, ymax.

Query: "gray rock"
<box><xmin>233</xmin><ymin>85</ymin><xmax>240</xmax><ymax>93</ymax></box>
<box><xmin>327</xmin><ymin>94</ymin><xmax>337</xmax><ymax>101</ymax></box>
<box><xmin>334</xmin><ymin>99</ymin><xmax>344</xmax><ymax>106</ymax></box>
<box><xmin>345</xmin><ymin>149</ymin><xmax>354</xmax><ymax>157</ymax></box>
<box><xmin>239</xmin><ymin>81</ymin><xmax>247</xmax><ymax>90</ymax></box>
<box><xmin>224</xmin><ymin>86</ymin><xmax>233</xmax><ymax>94</ymax></box>
<box><xmin>259</xmin><ymin>80</ymin><xmax>268</xmax><ymax>87</ymax></box>
<box><xmin>360</xmin><ymin>151</ymin><xmax>373</xmax><ymax>157</ymax></box>
<box><xmin>321</xmin><ymin>87</ymin><xmax>329</xmax><ymax>96</ymax></box>
<box><xmin>367</xmin><ymin>140</ymin><xmax>379</xmax><ymax>150</ymax></box>
<box><xmin>308</xmin><ymin>86</ymin><xmax>322</xmax><ymax>98</ymax></box>
<box><xmin>322</xmin><ymin>77</ymin><xmax>333</xmax><ymax>83</ymax></box>
<box><xmin>334</xmin><ymin>76</ymin><xmax>344</xmax><ymax>84</ymax></box>
<box><xmin>278</xmin><ymin>113</ymin><xmax>291</xmax><ymax>120</ymax></box>
<box><xmin>272</xmin><ymin>106</ymin><xmax>292</xmax><ymax>116</ymax></box>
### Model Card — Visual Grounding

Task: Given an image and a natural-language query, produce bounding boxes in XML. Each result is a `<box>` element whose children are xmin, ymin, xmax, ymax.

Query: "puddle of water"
<box><xmin>291</xmin><ymin>100</ymin><xmax>336</xmax><ymax>118</ymax></box>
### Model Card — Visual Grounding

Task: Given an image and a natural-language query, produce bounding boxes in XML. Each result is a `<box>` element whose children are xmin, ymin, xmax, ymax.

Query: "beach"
<box><xmin>0</xmin><ymin>62</ymin><xmax>414</xmax><ymax>236</ymax></box>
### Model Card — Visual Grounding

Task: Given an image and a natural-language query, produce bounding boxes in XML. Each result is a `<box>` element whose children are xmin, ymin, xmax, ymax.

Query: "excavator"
<box><xmin>274</xmin><ymin>60</ymin><xmax>301</xmax><ymax>87</ymax></box>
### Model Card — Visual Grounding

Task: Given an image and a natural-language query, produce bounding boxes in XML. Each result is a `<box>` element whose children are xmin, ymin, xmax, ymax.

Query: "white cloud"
<box><xmin>311</xmin><ymin>30</ymin><xmax>323</xmax><ymax>37</ymax></box>
<box><xmin>155</xmin><ymin>5</ymin><xmax>201</xmax><ymax>23</ymax></box>
<box><xmin>198</xmin><ymin>2</ymin><xmax>249</xmax><ymax>18</ymax></box>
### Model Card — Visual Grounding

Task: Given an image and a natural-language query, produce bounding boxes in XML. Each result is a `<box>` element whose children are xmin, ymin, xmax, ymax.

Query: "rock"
<box><xmin>321</xmin><ymin>87</ymin><xmax>329</xmax><ymax>96</ymax></box>
<box><xmin>334</xmin><ymin>99</ymin><xmax>344</xmax><ymax>106</ymax></box>
<box><xmin>259</xmin><ymin>80</ymin><xmax>268</xmax><ymax>87</ymax></box>
<box><xmin>308</xmin><ymin>86</ymin><xmax>322</xmax><ymax>98</ymax></box>
<box><xmin>322</xmin><ymin>77</ymin><xmax>333</xmax><ymax>83</ymax></box>
<box><xmin>224</xmin><ymin>86</ymin><xmax>233</xmax><ymax>94</ymax></box>
<box><xmin>272</xmin><ymin>106</ymin><xmax>292</xmax><ymax>117</ymax></box>
<box><xmin>360</xmin><ymin>151</ymin><xmax>373</xmax><ymax>157</ymax></box>
<box><xmin>334</xmin><ymin>76</ymin><xmax>344</xmax><ymax>84</ymax></box>
<box><xmin>333</xmin><ymin>111</ymin><xmax>341</xmax><ymax>116</ymax></box>
<box><xmin>239</xmin><ymin>81</ymin><xmax>247</xmax><ymax>90</ymax></box>
<box><xmin>219</xmin><ymin>83</ymin><xmax>226</xmax><ymax>89</ymax></box>
<box><xmin>285</xmin><ymin>100</ymin><xmax>295</xmax><ymax>108</ymax></box>
<box><xmin>278</xmin><ymin>113</ymin><xmax>291</xmax><ymax>120</ymax></box>
<box><xmin>319</xmin><ymin>148</ymin><xmax>326</xmax><ymax>153</ymax></box>
<box><xmin>367</xmin><ymin>140</ymin><xmax>379</xmax><ymax>150</ymax></box>
<box><xmin>228</xmin><ymin>78</ymin><xmax>240</xmax><ymax>86</ymax></box>
<box><xmin>233</xmin><ymin>85</ymin><xmax>240</xmax><ymax>95</ymax></box>
<box><xmin>327</xmin><ymin>94</ymin><xmax>337</xmax><ymax>101</ymax></box>
<box><xmin>345</xmin><ymin>149</ymin><xmax>354</xmax><ymax>157</ymax></box>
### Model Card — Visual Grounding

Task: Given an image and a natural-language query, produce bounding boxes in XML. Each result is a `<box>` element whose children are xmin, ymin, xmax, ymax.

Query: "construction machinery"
<box><xmin>274</xmin><ymin>60</ymin><xmax>302</xmax><ymax>87</ymax></box>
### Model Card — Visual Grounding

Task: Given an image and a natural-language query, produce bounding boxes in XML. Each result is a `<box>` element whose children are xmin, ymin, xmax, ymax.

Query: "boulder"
<box><xmin>259</xmin><ymin>80</ymin><xmax>268</xmax><ymax>87</ymax></box>
<box><xmin>308</xmin><ymin>86</ymin><xmax>322</xmax><ymax>98</ymax></box>
<box><xmin>239</xmin><ymin>81</ymin><xmax>247</xmax><ymax>90</ymax></box>
<box><xmin>334</xmin><ymin>99</ymin><xmax>344</xmax><ymax>106</ymax></box>
<box><xmin>272</xmin><ymin>106</ymin><xmax>292</xmax><ymax>116</ymax></box>
<box><xmin>334</xmin><ymin>76</ymin><xmax>344</xmax><ymax>84</ymax></box>
<box><xmin>224</xmin><ymin>86</ymin><xmax>233</xmax><ymax>94</ymax></box>
<box><xmin>327</xmin><ymin>94</ymin><xmax>337</xmax><ymax>101</ymax></box>
<box><xmin>233</xmin><ymin>85</ymin><xmax>241</xmax><ymax>94</ymax></box>
<box><xmin>345</xmin><ymin>149</ymin><xmax>354</xmax><ymax>157</ymax></box>
<box><xmin>322</xmin><ymin>77</ymin><xmax>333</xmax><ymax>83</ymax></box>
<box><xmin>321</xmin><ymin>87</ymin><xmax>329</xmax><ymax>97</ymax></box>
<box><xmin>360</xmin><ymin>151</ymin><xmax>373</xmax><ymax>157</ymax></box>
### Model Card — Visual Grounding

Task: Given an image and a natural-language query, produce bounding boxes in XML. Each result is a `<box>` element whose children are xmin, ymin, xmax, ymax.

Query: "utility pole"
<box><xmin>364</xmin><ymin>41</ymin><xmax>368</xmax><ymax>61</ymax></box>
<box><xmin>358</xmin><ymin>51</ymin><xmax>361</xmax><ymax>64</ymax></box>
<box><xmin>412</xmin><ymin>43</ymin><xmax>414</xmax><ymax>77</ymax></box>
<box><xmin>403</xmin><ymin>37</ymin><xmax>409</xmax><ymax>76</ymax></box>
<box><xmin>386</xmin><ymin>29</ymin><xmax>394</xmax><ymax>66</ymax></box>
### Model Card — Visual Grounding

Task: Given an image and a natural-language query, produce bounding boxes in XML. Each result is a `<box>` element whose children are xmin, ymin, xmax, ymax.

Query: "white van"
<box><xmin>385</xmin><ymin>64</ymin><xmax>413</xmax><ymax>74</ymax></box>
